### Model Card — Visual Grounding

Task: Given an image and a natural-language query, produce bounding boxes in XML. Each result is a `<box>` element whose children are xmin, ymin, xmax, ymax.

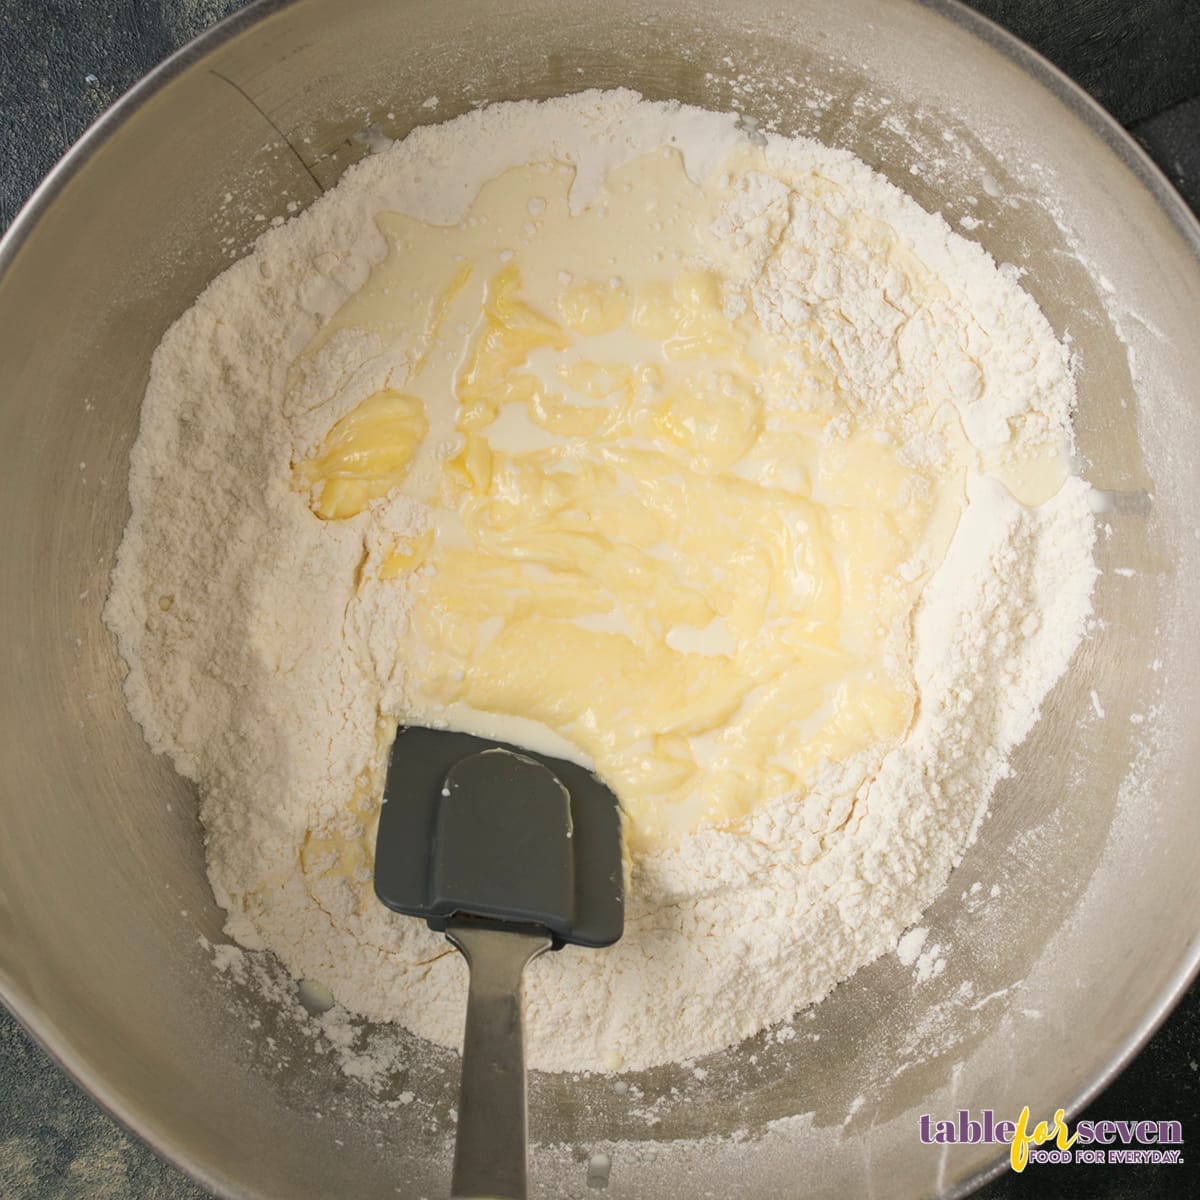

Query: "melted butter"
<box><xmin>296</xmin><ymin>389</ymin><xmax>428</xmax><ymax>520</ymax></box>
<box><xmin>379</xmin><ymin>529</ymin><xmax>434</xmax><ymax>579</ymax></box>
<box><xmin>294</xmin><ymin>148</ymin><xmax>1011</xmax><ymax>853</ymax></box>
<box><xmin>985</xmin><ymin>438</ymin><xmax>1071</xmax><ymax>506</ymax></box>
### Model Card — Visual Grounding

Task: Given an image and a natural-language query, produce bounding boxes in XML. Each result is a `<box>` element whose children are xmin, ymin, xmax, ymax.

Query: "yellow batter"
<box><xmin>293</xmin><ymin>147</ymin><xmax>1043</xmax><ymax>851</ymax></box>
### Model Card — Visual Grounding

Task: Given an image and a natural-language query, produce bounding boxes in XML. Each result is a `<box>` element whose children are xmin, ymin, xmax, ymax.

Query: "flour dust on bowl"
<box><xmin>0</xmin><ymin>2</ymin><xmax>1197</xmax><ymax>1200</ymax></box>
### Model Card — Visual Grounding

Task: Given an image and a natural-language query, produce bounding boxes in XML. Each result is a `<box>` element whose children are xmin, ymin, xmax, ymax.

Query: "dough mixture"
<box><xmin>106</xmin><ymin>91</ymin><xmax>1096</xmax><ymax>1073</ymax></box>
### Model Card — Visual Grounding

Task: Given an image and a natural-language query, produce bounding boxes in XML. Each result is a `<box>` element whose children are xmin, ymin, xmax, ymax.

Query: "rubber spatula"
<box><xmin>374</xmin><ymin>726</ymin><xmax>624</xmax><ymax>1200</ymax></box>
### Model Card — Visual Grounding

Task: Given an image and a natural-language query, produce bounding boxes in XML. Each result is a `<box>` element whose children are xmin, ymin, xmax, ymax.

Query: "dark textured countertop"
<box><xmin>1</xmin><ymin>2</ymin><xmax>1198</xmax><ymax>1197</ymax></box>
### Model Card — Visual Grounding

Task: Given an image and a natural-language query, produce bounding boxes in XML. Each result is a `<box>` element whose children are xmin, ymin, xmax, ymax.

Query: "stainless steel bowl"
<box><xmin>1</xmin><ymin>1</ymin><xmax>1198</xmax><ymax>1197</ymax></box>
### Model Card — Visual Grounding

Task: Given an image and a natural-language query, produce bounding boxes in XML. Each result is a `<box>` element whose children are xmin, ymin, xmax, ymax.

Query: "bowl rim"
<box><xmin>1</xmin><ymin>1</ymin><xmax>1198</xmax><ymax>1198</ymax></box>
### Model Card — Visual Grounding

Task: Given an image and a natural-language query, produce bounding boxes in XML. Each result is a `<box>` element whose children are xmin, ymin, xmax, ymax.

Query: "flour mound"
<box><xmin>105</xmin><ymin>91</ymin><xmax>1095</xmax><ymax>1074</ymax></box>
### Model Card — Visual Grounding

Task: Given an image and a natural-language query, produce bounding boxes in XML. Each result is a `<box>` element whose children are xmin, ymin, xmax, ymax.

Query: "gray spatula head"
<box><xmin>374</xmin><ymin>726</ymin><xmax>624</xmax><ymax>947</ymax></box>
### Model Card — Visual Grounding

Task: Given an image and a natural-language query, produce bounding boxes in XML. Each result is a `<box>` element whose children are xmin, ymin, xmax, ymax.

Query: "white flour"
<box><xmin>104</xmin><ymin>90</ymin><xmax>1095</xmax><ymax>1074</ymax></box>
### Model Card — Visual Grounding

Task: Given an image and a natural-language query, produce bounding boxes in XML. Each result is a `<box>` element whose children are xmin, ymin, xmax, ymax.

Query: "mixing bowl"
<box><xmin>1</xmin><ymin>0</ymin><xmax>1198</xmax><ymax>1196</ymax></box>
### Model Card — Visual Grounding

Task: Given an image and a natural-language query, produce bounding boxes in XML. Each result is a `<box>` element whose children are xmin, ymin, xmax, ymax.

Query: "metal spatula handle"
<box><xmin>446</xmin><ymin>921</ymin><xmax>553</xmax><ymax>1200</ymax></box>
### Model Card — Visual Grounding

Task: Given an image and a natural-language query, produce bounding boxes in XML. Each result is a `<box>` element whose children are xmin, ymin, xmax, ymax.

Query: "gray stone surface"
<box><xmin>0</xmin><ymin>1009</ymin><xmax>208</xmax><ymax>1200</ymax></box>
<box><xmin>1</xmin><ymin>1</ymin><xmax>1197</xmax><ymax>1197</ymax></box>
